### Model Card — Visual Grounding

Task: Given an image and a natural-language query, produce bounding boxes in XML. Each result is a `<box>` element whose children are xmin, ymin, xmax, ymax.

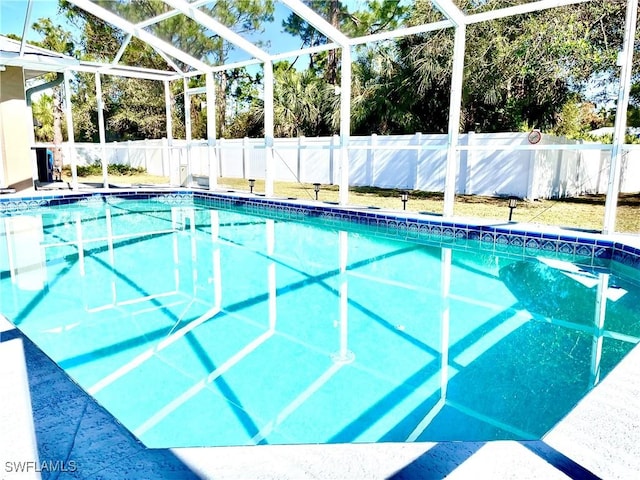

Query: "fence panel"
<box><xmin>58</xmin><ymin>134</ymin><xmax>639</xmax><ymax>198</ymax></box>
<box><xmin>578</xmin><ymin>149</ymin><xmax>608</xmax><ymax>194</ymax></box>
<box><xmin>371</xmin><ymin>135</ymin><xmax>415</xmax><ymax>189</ymax></box>
<box><xmin>217</xmin><ymin>139</ymin><xmax>243</xmax><ymax>178</ymax></box>
<box><xmin>470</xmin><ymin>133</ymin><xmax>530</xmax><ymax>197</ymax></box>
<box><xmin>415</xmin><ymin>135</ymin><xmax>447</xmax><ymax>192</ymax></box>
<box><xmin>273</xmin><ymin>138</ymin><xmax>299</xmax><ymax>182</ymax></box>
<box><xmin>244</xmin><ymin>139</ymin><xmax>265</xmax><ymax>180</ymax></box>
<box><xmin>299</xmin><ymin>137</ymin><xmax>332</xmax><ymax>184</ymax></box>
<box><xmin>349</xmin><ymin>136</ymin><xmax>371</xmax><ymax>186</ymax></box>
<box><xmin>621</xmin><ymin>148</ymin><xmax>640</xmax><ymax>193</ymax></box>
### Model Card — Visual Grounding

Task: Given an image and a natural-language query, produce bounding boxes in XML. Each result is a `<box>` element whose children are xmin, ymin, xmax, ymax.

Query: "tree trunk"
<box><xmin>325</xmin><ymin>0</ymin><xmax>339</xmax><ymax>85</ymax></box>
<box><xmin>216</xmin><ymin>71</ymin><xmax>227</xmax><ymax>138</ymax></box>
<box><xmin>52</xmin><ymin>86</ymin><xmax>64</xmax><ymax>180</ymax></box>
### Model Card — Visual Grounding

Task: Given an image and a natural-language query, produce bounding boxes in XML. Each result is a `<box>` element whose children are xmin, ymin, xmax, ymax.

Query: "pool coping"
<box><xmin>1</xmin><ymin>187</ymin><xmax>640</xmax><ymax>478</ymax></box>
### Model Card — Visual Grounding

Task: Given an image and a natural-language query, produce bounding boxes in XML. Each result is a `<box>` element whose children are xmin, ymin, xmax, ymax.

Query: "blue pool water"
<box><xmin>1</xmin><ymin>196</ymin><xmax>639</xmax><ymax>448</ymax></box>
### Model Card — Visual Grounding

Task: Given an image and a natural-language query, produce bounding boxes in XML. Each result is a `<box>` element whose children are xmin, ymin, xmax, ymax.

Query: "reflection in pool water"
<box><xmin>1</xmin><ymin>198</ymin><xmax>638</xmax><ymax>447</ymax></box>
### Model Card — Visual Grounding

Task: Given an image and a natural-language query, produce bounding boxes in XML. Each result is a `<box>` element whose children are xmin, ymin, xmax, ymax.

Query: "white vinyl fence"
<box><xmin>57</xmin><ymin>132</ymin><xmax>640</xmax><ymax>199</ymax></box>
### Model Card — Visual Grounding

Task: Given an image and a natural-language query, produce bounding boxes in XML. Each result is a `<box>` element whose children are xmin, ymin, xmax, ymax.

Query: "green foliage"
<box><xmin>628</xmin><ymin>105</ymin><xmax>640</xmax><ymax>128</ymax></box>
<box><xmin>74</xmin><ymin>162</ymin><xmax>147</xmax><ymax>177</ymax></box>
<box><xmin>60</xmin><ymin>0</ymin><xmax>274</xmax><ymax>140</ymax></box>
<box><xmin>552</xmin><ymin>99</ymin><xmax>605</xmax><ymax>139</ymax></box>
<box><xmin>106</xmin><ymin>78</ymin><xmax>167</xmax><ymax>140</ymax></box>
<box><xmin>32</xmin><ymin>94</ymin><xmax>55</xmax><ymax>142</ymax></box>
<box><xmin>582</xmin><ymin>133</ymin><xmax>640</xmax><ymax>145</ymax></box>
<box><xmin>283</xmin><ymin>0</ymin><xmax>409</xmax><ymax>84</ymax></box>
<box><xmin>351</xmin><ymin>44</ymin><xmax>428</xmax><ymax>134</ymax></box>
<box><xmin>352</xmin><ymin>0</ymin><xmax>628</xmax><ymax>134</ymax></box>
<box><xmin>31</xmin><ymin>17</ymin><xmax>75</xmax><ymax>55</ymax></box>
<box><xmin>46</xmin><ymin>0</ymin><xmax>632</xmax><ymax>140</ymax></box>
<box><xmin>273</xmin><ymin>62</ymin><xmax>339</xmax><ymax>136</ymax></box>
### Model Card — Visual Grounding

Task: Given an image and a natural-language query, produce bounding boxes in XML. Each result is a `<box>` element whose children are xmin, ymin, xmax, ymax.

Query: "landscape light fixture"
<box><xmin>508</xmin><ymin>196</ymin><xmax>518</xmax><ymax>221</ymax></box>
<box><xmin>313</xmin><ymin>183</ymin><xmax>321</xmax><ymax>200</ymax></box>
<box><xmin>401</xmin><ymin>191</ymin><xmax>409</xmax><ymax>210</ymax></box>
<box><xmin>248</xmin><ymin>178</ymin><xmax>255</xmax><ymax>193</ymax></box>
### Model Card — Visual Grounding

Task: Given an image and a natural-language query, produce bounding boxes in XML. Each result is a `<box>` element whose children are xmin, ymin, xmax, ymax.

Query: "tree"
<box><xmin>282</xmin><ymin>0</ymin><xmax>345</xmax><ymax>81</ymax></box>
<box><xmin>32</xmin><ymin>94</ymin><xmax>55</xmax><ymax>142</ymax></box>
<box><xmin>32</xmin><ymin>0</ymin><xmax>634</xmax><ymax>142</ymax></box>
<box><xmin>60</xmin><ymin>1</ymin><xmax>178</xmax><ymax>141</ymax></box>
<box><xmin>283</xmin><ymin>1</ymin><xmax>409</xmax><ymax>83</ymax></box>
<box><xmin>226</xmin><ymin>62</ymin><xmax>339</xmax><ymax>138</ymax></box>
<box><xmin>553</xmin><ymin>98</ymin><xmax>606</xmax><ymax>138</ymax></box>
<box><xmin>377</xmin><ymin>0</ymin><xmax>629</xmax><ymax>134</ymax></box>
<box><xmin>190</xmin><ymin>1</ymin><xmax>275</xmax><ymax>138</ymax></box>
<box><xmin>273</xmin><ymin>62</ymin><xmax>338</xmax><ymax>136</ymax></box>
<box><xmin>281</xmin><ymin>1</ymin><xmax>410</xmax><ymax>136</ymax></box>
<box><xmin>31</xmin><ymin>17</ymin><xmax>75</xmax><ymax>167</ymax></box>
<box><xmin>351</xmin><ymin>44</ymin><xmax>428</xmax><ymax>134</ymax></box>
<box><xmin>60</xmin><ymin>0</ymin><xmax>274</xmax><ymax>140</ymax></box>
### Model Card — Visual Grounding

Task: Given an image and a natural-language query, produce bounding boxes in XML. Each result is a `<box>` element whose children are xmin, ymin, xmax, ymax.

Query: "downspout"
<box><xmin>25</xmin><ymin>72</ymin><xmax>64</xmax><ymax>106</ymax></box>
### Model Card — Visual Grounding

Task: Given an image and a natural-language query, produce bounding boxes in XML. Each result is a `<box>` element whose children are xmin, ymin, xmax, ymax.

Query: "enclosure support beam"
<box><xmin>95</xmin><ymin>73</ymin><xmax>108</xmax><ymax>188</ymax></box>
<box><xmin>206</xmin><ymin>72</ymin><xmax>217</xmax><ymax>190</ymax></box>
<box><xmin>466</xmin><ymin>0</ymin><xmax>590</xmax><ymax>25</ymax></box>
<box><xmin>0</xmin><ymin>131</ymin><xmax>5</xmax><ymax>187</ymax></box>
<box><xmin>163</xmin><ymin>0</ymin><xmax>269</xmax><ymax>62</ymax></box>
<box><xmin>64</xmin><ymin>70</ymin><xmax>78</xmax><ymax>190</ymax></box>
<box><xmin>164</xmin><ymin>80</ymin><xmax>174</xmax><ymax>185</ymax></box>
<box><xmin>443</xmin><ymin>25</ymin><xmax>466</xmax><ymax>216</ymax></box>
<box><xmin>430</xmin><ymin>0</ymin><xmax>465</xmax><ymax>26</ymax></box>
<box><xmin>280</xmin><ymin>0</ymin><xmax>351</xmax><ymax>45</ymax></box>
<box><xmin>112</xmin><ymin>34</ymin><xmax>132</xmax><ymax>65</ymax></box>
<box><xmin>603</xmin><ymin>0</ymin><xmax>638</xmax><ymax>234</ymax></box>
<box><xmin>19</xmin><ymin>0</ymin><xmax>34</xmax><ymax>57</ymax></box>
<box><xmin>184</xmin><ymin>77</ymin><xmax>192</xmax><ymax>188</ymax></box>
<box><xmin>264</xmin><ymin>61</ymin><xmax>275</xmax><ymax>197</ymax></box>
<box><xmin>66</xmin><ymin>0</ymin><xmax>211</xmax><ymax>73</ymax></box>
<box><xmin>339</xmin><ymin>46</ymin><xmax>352</xmax><ymax>206</ymax></box>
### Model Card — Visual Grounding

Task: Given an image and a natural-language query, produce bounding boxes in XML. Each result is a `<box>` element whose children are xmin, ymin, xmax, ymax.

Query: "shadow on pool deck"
<box><xmin>0</xmin><ymin>323</ymin><xmax>200</xmax><ymax>480</ymax></box>
<box><xmin>1</xmin><ymin>316</ymin><xmax>639</xmax><ymax>479</ymax></box>
<box><xmin>387</xmin><ymin>440</ymin><xmax>602</xmax><ymax>479</ymax></box>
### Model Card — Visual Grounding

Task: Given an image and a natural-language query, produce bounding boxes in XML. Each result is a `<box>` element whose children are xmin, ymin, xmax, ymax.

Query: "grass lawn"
<box><xmin>216</xmin><ymin>178</ymin><xmax>640</xmax><ymax>234</ymax></box>
<box><xmin>63</xmin><ymin>172</ymin><xmax>170</xmax><ymax>186</ymax></box>
<box><xmin>65</xmin><ymin>172</ymin><xmax>640</xmax><ymax>234</ymax></box>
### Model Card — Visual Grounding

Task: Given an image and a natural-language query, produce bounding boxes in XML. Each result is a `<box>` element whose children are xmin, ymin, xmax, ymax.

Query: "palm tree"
<box><xmin>31</xmin><ymin>94</ymin><xmax>55</xmax><ymax>142</ymax></box>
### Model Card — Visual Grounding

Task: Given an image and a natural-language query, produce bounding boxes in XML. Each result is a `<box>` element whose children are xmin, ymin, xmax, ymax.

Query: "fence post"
<box><xmin>551</xmin><ymin>136</ymin><xmax>564</xmax><ymax>198</ymax></box>
<box><xmin>297</xmin><ymin>136</ymin><xmax>303</xmax><ymax>182</ymax></box>
<box><xmin>369</xmin><ymin>133</ymin><xmax>377</xmax><ymax>186</ymax></box>
<box><xmin>460</xmin><ymin>131</ymin><xmax>473</xmax><ymax>194</ymax></box>
<box><xmin>330</xmin><ymin>134</ymin><xmax>339</xmax><ymax>184</ymax></box>
<box><xmin>162</xmin><ymin>137</ymin><xmax>168</xmax><ymax>177</ymax></box>
<box><xmin>144</xmin><ymin>138</ymin><xmax>148</xmax><ymax>173</ymax></box>
<box><xmin>242</xmin><ymin>137</ymin><xmax>248</xmax><ymax>179</ymax></box>
<box><xmin>216</xmin><ymin>138</ymin><xmax>222</xmax><ymax>181</ymax></box>
<box><xmin>526</xmin><ymin>134</ymin><xmax>537</xmax><ymax>200</ymax></box>
<box><xmin>414</xmin><ymin>132</ymin><xmax>422</xmax><ymax>190</ymax></box>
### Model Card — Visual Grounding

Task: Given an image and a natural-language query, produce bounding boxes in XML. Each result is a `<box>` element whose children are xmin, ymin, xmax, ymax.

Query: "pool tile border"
<box><xmin>1</xmin><ymin>188</ymin><xmax>639</xmax><ymax>272</ymax></box>
<box><xmin>191</xmin><ymin>191</ymin><xmax>622</xmax><ymax>268</ymax></box>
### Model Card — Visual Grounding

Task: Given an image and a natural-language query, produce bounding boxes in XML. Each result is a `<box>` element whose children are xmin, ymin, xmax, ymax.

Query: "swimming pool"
<box><xmin>1</xmin><ymin>191</ymin><xmax>639</xmax><ymax>448</ymax></box>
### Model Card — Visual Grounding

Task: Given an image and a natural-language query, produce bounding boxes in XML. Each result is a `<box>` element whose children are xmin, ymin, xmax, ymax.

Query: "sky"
<box><xmin>0</xmin><ymin>1</ymin><xmax>313</xmax><ymax>64</ymax></box>
<box><xmin>1</xmin><ymin>0</ymin><xmax>61</xmax><ymax>41</ymax></box>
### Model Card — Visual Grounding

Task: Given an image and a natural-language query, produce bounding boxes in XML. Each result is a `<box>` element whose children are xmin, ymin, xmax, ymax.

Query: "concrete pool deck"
<box><xmin>1</xmin><ymin>313</ymin><xmax>639</xmax><ymax>480</ymax></box>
